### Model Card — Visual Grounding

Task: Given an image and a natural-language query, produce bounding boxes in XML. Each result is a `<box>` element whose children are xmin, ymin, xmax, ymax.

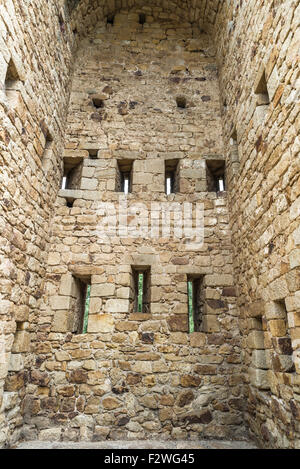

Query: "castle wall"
<box><xmin>0</xmin><ymin>0</ymin><xmax>75</xmax><ymax>446</ymax></box>
<box><xmin>0</xmin><ymin>0</ymin><xmax>298</xmax><ymax>448</ymax></box>
<box><xmin>215</xmin><ymin>0</ymin><xmax>300</xmax><ymax>448</ymax></box>
<box><xmin>22</xmin><ymin>11</ymin><xmax>247</xmax><ymax>442</ymax></box>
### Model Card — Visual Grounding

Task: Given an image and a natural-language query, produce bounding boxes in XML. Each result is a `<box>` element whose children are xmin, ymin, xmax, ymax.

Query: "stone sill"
<box><xmin>129</xmin><ymin>313</ymin><xmax>152</xmax><ymax>321</ymax></box>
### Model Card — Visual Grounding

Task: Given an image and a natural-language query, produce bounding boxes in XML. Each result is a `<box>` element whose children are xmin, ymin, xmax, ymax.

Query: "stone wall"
<box><xmin>22</xmin><ymin>11</ymin><xmax>247</xmax><ymax>442</ymax></box>
<box><xmin>0</xmin><ymin>0</ymin><xmax>299</xmax><ymax>449</ymax></box>
<box><xmin>0</xmin><ymin>0</ymin><xmax>76</xmax><ymax>446</ymax></box>
<box><xmin>215</xmin><ymin>0</ymin><xmax>300</xmax><ymax>448</ymax></box>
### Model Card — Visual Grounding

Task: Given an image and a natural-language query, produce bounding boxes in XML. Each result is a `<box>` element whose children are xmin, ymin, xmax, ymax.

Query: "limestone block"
<box><xmin>132</xmin><ymin>172</ymin><xmax>153</xmax><ymax>185</ymax></box>
<box><xmin>248</xmin><ymin>301</ymin><xmax>265</xmax><ymax>318</ymax></box>
<box><xmin>58</xmin><ymin>189</ymin><xmax>84</xmax><ymax>199</ymax></box>
<box><xmin>102</xmin><ymin>397</ymin><xmax>120</xmax><ymax>410</ymax></box>
<box><xmin>268</xmin><ymin>278</ymin><xmax>289</xmax><ymax>301</ymax></box>
<box><xmin>254</xmin><ymin>105</ymin><xmax>268</xmax><ymax>125</ymax></box>
<box><xmin>0</xmin><ymin>361</ymin><xmax>9</xmax><ymax>380</ymax></box>
<box><xmin>189</xmin><ymin>332</ymin><xmax>206</xmax><ymax>347</ymax></box>
<box><xmin>80</xmin><ymin>178</ymin><xmax>98</xmax><ymax>190</ymax></box>
<box><xmin>116</xmin><ymin>287</ymin><xmax>131</xmax><ymax>299</ymax></box>
<box><xmin>52</xmin><ymin>311</ymin><xmax>70</xmax><ymax>333</ymax></box>
<box><xmin>48</xmin><ymin>252</ymin><xmax>60</xmax><ymax>265</ymax></box>
<box><xmin>202</xmin><ymin>315</ymin><xmax>220</xmax><ymax>333</ymax></box>
<box><xmin>249</xmin><ymin>368</ymin><xmax>270</xmax><ymax>390</ymax></box>
<box><xmin>91</xmin><ymin>283</ymin><xmax>115</xmax><ymax>297</ymax></box>
<box><xmin>14</xmin><ymin>305</ymin><xmax>29</xmax><ymax>322</ymax></box>
<box><xmin>105</xmin><ymin>299</ymin><xmax>129</xmax><ymax>313</ymax></box>
<box><xmin>251</xmin><ymin>350</ymin><xmax>269</xmax><ymax>369</ymax></box>
<box><xmin>50</xmin><ymin>296</ymin><xmax>71</xmax><ymax>310</ymax></box>
<box><xmin>39</xmin><ymin>428</ymin><xmax>62</xmax><ymax>442</ymax></box>
<box><xmin>8</xmin><ymin>354</ymin><xmax>24</xmax><ymax>372</ymax></box>
<box><xmin>290</xmin><ymin>249</ymin><xmax>300</xmax><ymax>269</ymax></box>
<box><xmin>89</xmin><ymin>297</ymin><xmax>102</xmax><ymax>314</ymax></box>
<box><xmin>59</xmin><ymin>273</ymin><xmax>74</xmax><ymax>296</ymax></box>
<box><xmin>247</xmin><ymin>331</ymin><xmax>265</xmax><ymax>349</ymax></box>
<box><xmin>290</xmin><ymin>197</ymin><xmax>300</xmax><ymax>221</ymax></box>
<box><xmin>269</xmin><ymin>320</ymin><xmax>287</xmax><ymax>337</ymax></box>
<box><xmin>132</xmin><ymin>361</ymin><xmax>152</xmax><ymax>374</ymax></box>
<box><xmin>87</xmin><ymin>314</ymin><xmax>114</xmax><ymax>333</ymax></box>
<box><xmin>144</xmin><ymin>159</ymin><xmax>164</xmax><ymax>174</ymax></box>
<box><xmin>82</xmin><ymin>167</ymin><xmax>95</xmax><ymax>178</ymax></box>
<box><xmin>205</xmin><ymin>274</ymin><xmax>234</xmax><ymax>286</ymax></box>
<box><xmin>267</xmin><ymin>66</ymin><xmax>280</xmax><ymax>101</ymax></box>
<box><xmin>285</xmin><ymin>293</ymin><xmax>300</xmax><ymax>312</ymax></box>
<box><xmin>272</xmin><ymin>353</ymin><xmax>295</xmax><ymax>373</ymax></box>
<box><xmin>0</xmin><ymin>299</ymin><xmax>13</xmax><ymax>315</ymax></box>
<box><xmin>265</xmin><ymin>301</ymin><xmax>287</xmax><ymax>320</ymax></box>
<box><xmin>11</xmin><ymin>331</ymin><xmax>30</xmax><ymax>353</ymax></box>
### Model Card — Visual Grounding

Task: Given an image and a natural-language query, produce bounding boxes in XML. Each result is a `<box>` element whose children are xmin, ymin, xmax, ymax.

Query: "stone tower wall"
<box><xmin>215</xmin><ymin>0</ymin><xmax>300</xmax><ymax>448</ymax></box>
<box><xmin>0</xmin><ymin>0</ymin><xmax>299</xmax><ymax>448</ymax></box>
<box><xmin>23</xmin><ymin>10</ymin><xmax>246</xmax><ymax>443</ymax></box>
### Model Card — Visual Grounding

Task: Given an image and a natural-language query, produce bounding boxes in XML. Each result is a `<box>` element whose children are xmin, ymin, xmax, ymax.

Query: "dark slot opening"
<box><xmin>107</xmin><ymin>14</ymin><xmax>115</xmax><ymax>25</ymax></box>
<box><xmin>206</xmin><ymin>159</ymin><xmax>226</xmax><ymax>193</ymax></box>
<box><xmin>165</xmin><ymin>159</ymin><xmax>179</xmax><ymax>194</ymax></box>
<box><xmin>74</xmin><ymin>277</ymin><xmax>91</xmax><ymax>334</ymax></box>
<box><xmin>132</xmin><ymin>267</ymin><xmax>150</xmax><ymax>314</ymax></box>
<box><xmin>88</xmin><ymin>149</ymin><xmax>98</xmax><ymax>159</ymax></box>
<box><xmin>117</xmin><ymin>160</ymin><xmax>133</xmax><ymax>194</ymax></box>
<box><xmin>187</xmin><ymin>276</ymin><xmax>203</xmax><ymax>333</ymax></box>
<box><xmin>92</xmin><ymin>98</ymin><xmax>105</xmax><ymax>109</ymax></box>
<box><xmin>5</xmin><ymin>59</ymin><xmax>20</xmax><ymax>90</ymax></box>
<box><xmin>139</xmin><ymin>13</ymin><xmax>146</xmax><ymax>25</ymax></box>
<box><xmin>255</xmin><ymin>70</ymin><xmax>270</xmax><ymax>105</ymax></box>
<box><xmin>176</xmin><ymin>96</ymin><xmax>187</xmax><ymax>109</ymax></box>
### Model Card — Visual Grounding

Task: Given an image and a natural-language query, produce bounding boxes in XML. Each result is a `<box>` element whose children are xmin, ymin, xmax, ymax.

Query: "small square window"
<box><xmin>206</xmin><ymin>159</ymin><xmax>226</xmax><ymax>193</ymax></box>
<box><xmin>107</xmin><ymin>14</ymin><xmax>115</xmax><ymax>25</ymax></box>
<box><xmin>87</xmin><ymin>149</ymin><xmax>98</xmax><ymax>159</ymax></box>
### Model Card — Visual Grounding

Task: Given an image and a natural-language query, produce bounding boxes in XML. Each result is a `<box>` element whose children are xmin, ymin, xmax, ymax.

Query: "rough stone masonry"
<box><xmin>0</xmin><ymin>0</ymin><xmax>299</xmax><ymax>449</ymax></box>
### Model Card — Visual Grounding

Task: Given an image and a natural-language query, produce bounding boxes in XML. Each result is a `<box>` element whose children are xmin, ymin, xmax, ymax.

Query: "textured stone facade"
<box><xmin>0</xmin><ymin>0</ymin><xmax>299</xmax><ymax>449</ymax></box>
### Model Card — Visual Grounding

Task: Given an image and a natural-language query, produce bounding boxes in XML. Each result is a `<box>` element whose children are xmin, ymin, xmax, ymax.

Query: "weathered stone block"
<box><xmin>91</xmin><ymin>283</ymin><xmax>115</xmax><ymax>297</ymax></box>
<box><xmin>50</xmin><ymin>296</ymin><xmax>71</xmax><ymax>311</ymax></box>
<box><xmin>205</xmin><ymin>274</ymin><xmax>234</xmax><ymax>286</ymax></box>
<box><xmin>249</xmin><ymin>368</ymin><xmax>270</xmax><ymax>390</ymax></box>
<box><xmin>11</xmin><ymin>331</ymin><xmax>30</xmax><ymax>353</ymax></box>
<box><xmin>269</xmin><ymin>320</ymin><xmax>287</xmax><ymax>337</ymax></box>
<box><xmin>248</xmin><ymin>331</ymin><xmax>265</xmax><ymax>350</ymax></box>
<box><xmin>39</xmin><ymin>428</ymin><xmax>62</xmax><ymax>442</ymax></box>
<box><xmin>87</xmin><ymin>314</ymin><xmax>114</xmax><ymax>333</ymax></box>
<box><xmin>14</xmin><ymin>306</ymin><xmax>29</xmax><ymax>322</ymax></box>
<box><xmin>52</xmin><ymin>311</ymin><xmax>70</xmax><ymax>333</ymax></box>
<box><xmin>251</xmin><ymin>350</ymin><xmax>269</xmax><ymax>369</ymax></box>
<box><xmin>105</xmin><ymin>299</ymin><xmax>129</xmax><ymax>313</ymax></box>
<box><xmin>167</xmin><ymin>315</ymin><xmax>188</xmax><ymax>332</ymax></box>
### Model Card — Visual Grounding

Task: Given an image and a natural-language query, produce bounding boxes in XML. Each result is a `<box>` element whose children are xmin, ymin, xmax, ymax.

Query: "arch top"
<box><xmin>62</xmin><ymin>0</ymin><xmax>222</xmax><ymax>41</ymax></box>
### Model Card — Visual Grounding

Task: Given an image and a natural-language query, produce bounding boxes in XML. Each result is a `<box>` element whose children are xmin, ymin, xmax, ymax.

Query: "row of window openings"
<box><xmin>73</xmin><ymin>272</ymin><xmax>202</xmax><ymax>335</ymax></box>
<box><xmin>75</xmin><ymin>279</ymin><xmax>296</xmax><ymax>376</ymax></box>
<box><xmin>92</xmin><ymin>96</ymin><xmax>188</xmax><ymax>110</ymax></box>
<box><xmin>61</xmin><ymin>159</ymin><xmax>226</xmax><ymax>194</ymax></box>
